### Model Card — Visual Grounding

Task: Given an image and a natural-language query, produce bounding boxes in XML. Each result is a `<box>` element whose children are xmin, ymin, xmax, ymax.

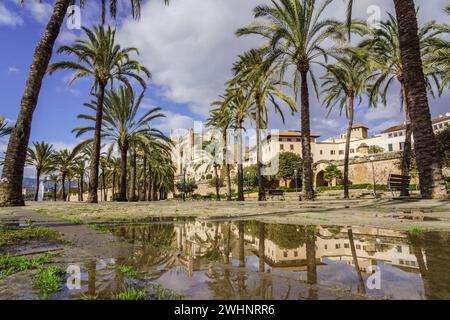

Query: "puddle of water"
<box><xmin>48</xmin><ymin>218</ymin><xmax>450</xmax><ymax>300</ymax></box>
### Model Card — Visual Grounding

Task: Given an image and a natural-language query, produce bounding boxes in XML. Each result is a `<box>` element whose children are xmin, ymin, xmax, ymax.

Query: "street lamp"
<box><xmin>369</xmin><ymin>156</ymin><xmax>377</xmax><ymax>198</ymax></box>
<box><xmin>294</xmin><ymin>169</ymin><xmax>298</xmax><ymax>193</ymax></box>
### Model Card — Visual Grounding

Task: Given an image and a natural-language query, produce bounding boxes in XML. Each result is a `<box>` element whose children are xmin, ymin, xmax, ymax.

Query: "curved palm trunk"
<box><xmin>87</xmin><ymin>82</ymin><xmax>107</xmax><ymax>203</ymax></box>
<box><xmin>130</xmin><ymin>148</ymin><xmax>137</xmax><ymax>202</ymax></box>
<box><xmin>119</xmin><ymin>144</ymin><xmax>128</xmax><ymax>201</ymax></box>
<box><xmin>213</xmin><ymin>163</ymin><xmax>220</xmax><ymax>201</ymax></box>
<box><xmin>394</xmin><ymin>0</ymin><xmax>447</xmax><ymax>199</ymax></box>
<box><xmin>0</xmin><ymin>0</ymin><xmax>71</xmax><ymax>207</ymax></box>
<box><xmin>343</xmin><ymin>96</ymin><xmax>354</xmax><ymax>199</ymax></box>
<box><xmin>299</xmin><ymin>71</ymin><xmax>314</xmax><ymax>201</ymax></box>
<box><xmin>348</xmin><ymin>228</ymin><xmax>366</xmax><ymax>295</ymax></box>
<box><xmin>222</xmin><ymin>130</ymin><xmax>232</xmax><ymax>201</ymax></box>
<box><xmin>400</xmin><ymin>82</ymin><xmax>412</xmax><ymax>196</ymax></box>
<box><xmin>236</xmin><ymin>125</ymin><xmax>244</xmax><ymax>201</ymax></box>
<box><xmin>255</xmin><ymin>92</ymin><xmax>265</xmax><ymax>201</ymax></box>
<box><xmin>34</xmin><ymin>169</ymin><xmax>41</xmax><ymax>202</ymax></box>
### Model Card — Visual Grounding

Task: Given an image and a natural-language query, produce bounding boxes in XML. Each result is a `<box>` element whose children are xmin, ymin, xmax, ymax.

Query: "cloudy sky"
<box><xmin>1</xmin><ymin>0</ymin><xmax>450</xmax><ymax>177</ymax></box>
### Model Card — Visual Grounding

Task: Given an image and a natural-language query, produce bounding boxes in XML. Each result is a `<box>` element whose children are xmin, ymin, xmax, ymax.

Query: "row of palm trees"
<box><xmin>205</xmin><ymin>0</ymin><xmax>449</xmax><ymax>201</ymax></box>
<box><xmin>0</xmin><ymin>0</ymin><xmax>448</xmax><ymax>206</ymax></box>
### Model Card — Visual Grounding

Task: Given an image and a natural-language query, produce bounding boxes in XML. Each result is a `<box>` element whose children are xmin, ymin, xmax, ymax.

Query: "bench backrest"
<box><xmin>387</xmin><ymin>174</ymin><xmax>411</xmax><ymax>190</ymax></box>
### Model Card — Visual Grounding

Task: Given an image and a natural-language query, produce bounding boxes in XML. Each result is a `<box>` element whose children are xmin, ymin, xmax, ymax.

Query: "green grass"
<box><xmin>116</xmin><ymin>288</ymin><xmax>147</xmax><ymax>300</ymax></box>
<box><xmin>33</xmin><ymin>266</ymin><xmax>65</xmax><ymax>300</ymax></box>
<box><xmin>33</xmin><ymin>209</ymin><xmax>49</xmax><ymax>214</ymax></box>
<box><xmin>0</xmin><ymin>226</ymin><xmax>65</xmax><ymax>246</ymax></box>
<box><xmin>118</xmin><ymin>265</ymin><xmax>140</xmax><ymax>277</ymax></box>
<box><xmin>0</xmin><ymin>252</ymin><xmax>56</xmax><ymax>279</ymax></box>
<box><xmin>86</xmin><ymin>224</ymin><xmax>110</xmax><ymax>233</ymax></box>
<box><xmin>407</xmin><ymin>227</ymin><xmax>425</xmax><ymax>235</ymax></box>
<box><xmin>64</xmin><ymin>217</ymin><xmax>83</xmax><ymax>224</ymax></box>
<box><xmin>150</xmin><ymin>284</ymin><xmax>185</xmax><ymax>300</ymax></box>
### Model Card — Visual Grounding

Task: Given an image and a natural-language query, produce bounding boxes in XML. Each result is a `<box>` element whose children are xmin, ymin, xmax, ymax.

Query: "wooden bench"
<box><xmin>267</xmin><ymin>189</ymin><xmax>285</xmax><ymax>200</ymax></box>
<box><xmin>387</xmin><ymin>174</ymin><xmax>411</xmax><ymax>197</ymax></box>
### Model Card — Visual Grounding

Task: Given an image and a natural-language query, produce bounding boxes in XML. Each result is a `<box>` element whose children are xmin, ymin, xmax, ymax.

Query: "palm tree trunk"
<box><xmin>142</xmin><ymin>156</ymin><xmax>147</xmax><ymax>201</ymax></box>
<box><xmin>258</xmin><ymin>222</ymin><xmax>265</xmax><ymax>273</ymax></box>
<box><xmin>255</xmin><ymin>92</ymin><xmax>265</xmax><ymax>201</ymax></box>
<box><xmin>147</xmin><ymin>167</ymin><xmax>152</xmax><ymax>201</ymax></box>
<box><xmin>237</xmin><ymin>125</ymin><xmax>244</xmax><ymax>201</ymax></box>
<box><xmin>238</xmin><ymin>222</ymin><xmax>245</xmax><ymax>267</ymax></box>
<box><xmin>306</xmin><ymin>227</ymin><xmax>317</xmax><ymax>299</ymax></box>
<box><xmin>299</xmin><ymin>71</ymin><xmax>314</xmax><ymax>200</ymax></box>
<box><xmin>62</xmin><ymin>173</ymin><xmax>66</xmax><ymax>201</ymax></box>
<box><xmin>222</xmin><ymin>130</ymin><xmax>232</xmax><ymax>201</ymax></box>
<box><xmin>213</xmin><ymin>163</ymin><xmax>220</xmax><ymax>201</ymax></box>
<box><xmin>344</xmin><ymin>96</ymin><xmax>354</xmax><ymax>199</ymax></box>
<box><xmin>111</xmin><ymin>172</ymin><xmax>116</xmax><ymax>199</ymax></box>
<box><xmin>348</xmin><ymin>228</ymin><xmax>366</xmax><ymax>295</ymax></box>
<box><xmin>0</xmin><ymin>0</ymin><xmax>71</xmax><ymax>207</ymax></box>
<box><xmin>394</xmin><ymin>0</ymin><xmax>447</xmax><ymax>199</ymax></box>
<box><xmin>34</xmin><ymin>169</ymin><xmax>41</xmax><ymax>202</ymax></box>
<box><xmin>119</xmin><ymin>144</ymin><xmax>128</xmax><ymax>201</ymax></box>
<box><xmin>80</xmin><ymin>174</ymin><xmax>84</xmax><ymax>202</ymax></box>
<box><xmin>102</xmin><ymin>168</ymin><xmax>107</xmax><ymax>201</ymax></box>
<box><xmin>87</xmin><ymin>82</ymin><xmax>107</xmax><ymax>203</ymax></box>
<box><xmin>67</xmin><ymin>179</ymin><xmax>71</xmax><ymax>202</ymax></box>
<box><xmin>53</xmin><ymin>182</ymin><xmax>57</xmax><ymax>201</ymax></box>
<box><xmin>400</xmin><ymin>82</ymin><xmax>412</xmax><ymax>196</ymax></box>
<box><xmin>130</xmin><ymin>148</ymin><xmax>137</xmax><ymax>202</ymax></box>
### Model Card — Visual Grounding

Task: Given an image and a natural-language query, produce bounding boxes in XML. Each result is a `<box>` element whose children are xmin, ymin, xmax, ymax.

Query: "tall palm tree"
<box><xmin>74</xmin><ymin>86</ymin><xmax>167</xmax><ymax>202</ymax></box>
<box><xmin>0</xmin><ymin>116</ymin><xmax>12</xmax><ymax>138</ymax></box>
<box><xmin>236</xmin><ymin>0</ymin><xmax>348</xmax><ymax>200</ymax></box>
<box><xmin>53</xmin><ymin>149</ymin><xmax>78</xmax><ymax>201</ymax></box>
<box><xmin>230</xmin><ymin>49</ymin><xmax>296</xmax><ymax>201</ymax></box>
<box><xmin>321</xmin><ymin>55</ymin><xmax>373</xmax><ymax>199</ymax></box>
<box><xmin>393</xmin><ymin>0</ymin><xmax>447</xmax><ymax>198</ymax></box>
<box><xmin>73</xmin><ymin>157</ymin><xmax>88</xmax><ymax>202</ymax></box>
<box><xmin>0</xmin><ymin>0</ymin><xmax>169</xmax><ymax>207</ymax></box>
<box><xmin>48</xmin><ymin>26</ymin><xmax>150</xmax><ymax>203</ymax></box>
<box><xmin>360</xmin><ymin>14</ymin><xmax>440</xmax><ymax>196</ymax></box>
<box><xmin>26</xmin><ymin>141</ymin><xmax>55</xmax><ymax>202</ymax></box>
<box><xmin>226</xmin><ymin>87</ymin><xmax>253</xmax><ymax>201</ymax></box>
<box><xmin>208</xmin><ymin>98</ymin><xmax>233</xmax><ymax>201</ymax></box>
<box><xmin>195</xmin><ymin>137</ymin><xmax>222</xmax><ymax>201</ymax></box>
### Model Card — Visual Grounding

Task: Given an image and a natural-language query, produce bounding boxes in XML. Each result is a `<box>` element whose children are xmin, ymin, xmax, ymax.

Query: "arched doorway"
<box><xmin>316</xmin><ymin>171</ymin><xmax>328</xmax><ymax>187</ymax></box>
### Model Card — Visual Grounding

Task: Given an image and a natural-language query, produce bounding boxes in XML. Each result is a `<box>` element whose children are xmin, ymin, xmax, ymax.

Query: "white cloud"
<box><xmin>117</xmin><ymin>0</ymin><xmax>264</xmax><ymax>117</ymax></box>
<box><xmin>26</xmin><ymin>1</ymin><xmax>53</xmax><ymax>25</ymax></box>
<box><xmin>7</xmin><ymin>66</ymin><xmax>19</xmax><ymax>74</ymax></box>
<box><xmin>371</xmin><ymin>120</ymin><xmax>400</xmax><ymax>133</ymax></box>
<box><xmin>0</xmin><ymin>3</ymin><xmax>23</xmax><ymax>27</ymax></box>
<box><xmin>153</xmin><ymin>110</ymin><xmax>195</xmax><ymax>134</ymax></box>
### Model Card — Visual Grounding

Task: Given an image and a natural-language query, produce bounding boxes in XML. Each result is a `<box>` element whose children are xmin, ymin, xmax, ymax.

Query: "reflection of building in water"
<box><xmin>241</xmin><ymin>225</ymin><xmax>425</xmax><ymax>274</ymax></box>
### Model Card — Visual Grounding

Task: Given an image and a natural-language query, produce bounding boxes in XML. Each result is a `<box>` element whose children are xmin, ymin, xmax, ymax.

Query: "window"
<box><xmin>283</xmin><ymin>251</ymin><xmax>288</xmax><ymax>258</ymax></box>
<box><xmin>356</xmin><ymin>244</ymin><xmax>361</xmax><ymax>250</ymax></box>
<box><xmin>287</xmin><ymin>138</ymin><xmax>292</xmax><ymax>142</ymax></box>
<box><xmin>320</xmin><ymin>150</ymin><xmax>323</xmax><ymax>155</ymax></box>
<box><xmin>388</xmin><ymin>144</ymin><xmax>393</xmax><ymax>152</ymax></box>
<box><xmin>324</xmin><ymin>244</ymin><xmax>328</xmax><ymax>250</ymax></box>
<box><xmin>280</xmin><ymin>144</ymin><xmax>284</xmax><ymax>151</ymax></box>
<box><xmin>396</xmin><ymin>246</ymin><xmax>402</xmax><ymax>253</ymax></box>
<box><xmin>399</xmin><ymin>142</ymin><xmax>405</xmax><ymax>151</ymax></box>
<box><xmin>330</xmin><ymin>150</ymin><xmax>336</xmax><ymax>155</ymax></box>
<box><xmin>434</xmin><ymin>125</ymin><xmax>438</xmax><ymax>130</ymax></box>
<box><xmin>394</xmin><ymin>132</ymin><xmax>398</xmax><ymax>137</ymax></box>
<box><xmin>290</xmin><ymin>144</ymin><xmax>294</xmax><ymax>151</ymax></box>
<box><xmin>296</xmin><ymin>138</ymin><xmax>301</xmax><ymax>142</ymax></box>
<box><xmin>335</xmin><ymin>244</ymin><xmax>341</xmax><ymax>249</ymax></box>
<box><xmin>294</xmin><ymin>251</ymin><xmax>298</xmax><ymax>257</ymax></box>
<box><xmin>350</xmin><ymin>149</ymin><xmax>355</xmax><ymax>154</ymax></box>
<box><xmin>439</xmin><ymin>123</ymin><xmax>443</xmax><ymax>129</ymax></box>
<box><xmin>269</xmin><ymin>146</ymin><xmax>271</xmax><ymax>152</ymax></box>
<box><xmin>399</xmin><ymin>131</ymin><xmax>403</xmax><ymax>137</ymax></box>
<box><xmin>279</xmin><ymin>138</ymin><xmax>283</xmax><ymax>142</ymax></box>
<box><xmin>388</xmin><ymin>133</ymin><xmax>393</xmax><ymax>138</ymax></box>
<box><xmin>344</xmin><ymin>243</ymin><xmax>349</xmax><ymax>249</ymax></box>
<box><xmin>339</xmin><ymin>150</ymin><xmax>344</xmax><ymax>155</ymax></box>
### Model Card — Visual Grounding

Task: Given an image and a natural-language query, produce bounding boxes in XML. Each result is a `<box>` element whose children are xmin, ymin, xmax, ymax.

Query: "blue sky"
<box><xmin>1</xmin><ymin>0</ymin><xmax>450</xmax><ymax>177</ymax></box>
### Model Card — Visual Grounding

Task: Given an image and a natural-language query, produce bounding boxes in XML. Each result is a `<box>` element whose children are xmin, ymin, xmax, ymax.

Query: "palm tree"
<box><xmin>99</xmin><ymin>0</ymin><xmax>170</xmax><ymax>25</ymax></box>
<box><xmin>321</xmin><ymin>55</ymin><xmax>373</xmax><ymax>198</ymax></box>
<box><xmin>195</xmin><ymin>137</ymin><xmax>222</xmax><ymax>201</ymax></box>
<box><xmin>53</xmin><ymin>149</ymin><xmax>78</xmax><ymax>201</ymax></box>
<box><xmin>0</xmin><ymin>0</ymin><xmax>169</xmax><ymax>207</ymax></box>
<box><xmin>73</xmin><ymin>157</ymin><xmax>88</xmax><ymax>202</ymax></box>
<box><xmin>393</xmin><ymin>0</ymin><xmax>447</xmax><ymax>198</ymax></box>
<box><xmin>360</xmin><ymin>14</ymin><xmax>440</xmax><ymax>196</ymax></box>
<box><xmin>74</xmin><ymin>86</ymin><xmax>167</xmax><ymax>202</ymax></box>
<box><xmin>48</xmin><ymin>174</ymin><xmax>60</xmax><ymax>202</ymax></box>
<box><xmin>208</xmin><ymin>98</ymin><xmax>233</xmax><ymax>201</ymax></box>
<box><xmin>0</xmin><ymin>117</ymin><xmax>12</xmax><ymax>138</ymax></box>
<box><xmin>236</xmin><ymin>0</ymin><xmax>350</xmax><ymax>200</ymax></box>
<box><xmin>26</xmin><ymin>141</ymin><xmax>55</xmax><ymax>202</ymax></box>
<box><xmin>0</xmin><ymin>0</ymin><xmax>71</xmax><ymax>207</ymax></box>
<box><xmin>48</xmin><ymin>25</ymin><xmax>150</xmax><ymax>203</ymax></box>
<box><xmin>226</xmin><ymin>87</ymin><xmax>253</xmax><ymax>201</ymax></box>
<box><xmin>230</xmin><ymin>49</ymin><xmax>296</xmax><ymax>201</ymax></box>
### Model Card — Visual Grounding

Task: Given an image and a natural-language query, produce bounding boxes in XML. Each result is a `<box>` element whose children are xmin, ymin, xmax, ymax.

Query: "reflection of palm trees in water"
<box><xmin>348</xmin><ymin>228</ymin><xmax>366</xmax><ymax>295</ymax></box>
<box><xmin>306</xmin><ymin>226</ymin><xmax>318</xmax><ymax>299</ymax></box>
<box><xmin>238</xmin><ymin>222</ymin><xmax>245</xmax><ymax>267</ymax></box>
<box><xmin>258</xmin><ymin>222</ymin><xmax>265</xmax><ymax>273</ymax></box>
